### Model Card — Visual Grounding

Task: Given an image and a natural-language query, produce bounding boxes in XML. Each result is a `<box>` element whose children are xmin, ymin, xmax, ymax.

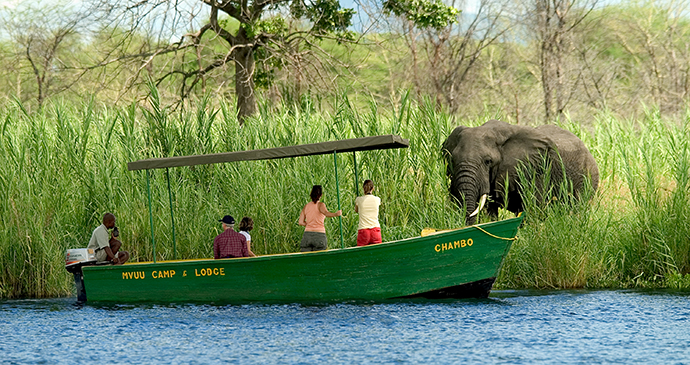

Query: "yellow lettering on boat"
<box><xmin>152</xmin><ymin>270</ymin><xmax>176</xmax><ymax>279</ymax></box>
<box><xmin>194</xmin><ymin>267</ymin><xmax>224</xmax><ymax>277</ymax></box>
<box><xmin>122</xmin><ymin>271</ymin><xmax>145</xmax><ymax>280</ymax></box>
<box><xmin>435</xmin><ymin>238</ymin><xmax>474</xmax><ymax>253</ymax></box>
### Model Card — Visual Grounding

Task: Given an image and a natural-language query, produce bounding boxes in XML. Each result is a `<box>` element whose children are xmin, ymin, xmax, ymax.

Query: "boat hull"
<box><xmin>79</xmin><ymin>217</ymin><xmax>522</xmax><ymax>304</ymax></box>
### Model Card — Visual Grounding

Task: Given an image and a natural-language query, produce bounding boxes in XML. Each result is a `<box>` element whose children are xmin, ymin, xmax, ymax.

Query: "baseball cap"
<box><xmin>219</xmin><ymin>215</ymin><xmax>235</xmax><ymax>224</ymax></box>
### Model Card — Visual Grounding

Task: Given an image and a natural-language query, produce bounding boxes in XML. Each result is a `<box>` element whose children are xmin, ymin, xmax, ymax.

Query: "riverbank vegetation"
<box><xmin>0</xmin><ymin>93</ymin><xmax>688</xmax><ymax>298</ymax></box>
<box><xmin>2</xmin><ymin>0</ymin><xmax>690</xmax><ymax>298</ymax></box>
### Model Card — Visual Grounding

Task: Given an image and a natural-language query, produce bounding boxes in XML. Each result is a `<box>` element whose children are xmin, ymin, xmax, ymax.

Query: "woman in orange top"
<box><xmin>298</xmin><ymin>185</ymin><xmax>342</xmax><ymax>252</ymax></box>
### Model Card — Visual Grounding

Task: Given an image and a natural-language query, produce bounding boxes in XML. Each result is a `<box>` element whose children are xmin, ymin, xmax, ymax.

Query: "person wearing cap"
<box><xmin>213</xmin><ymin>215</ymin><xmax>256</xmax><ymax>259</ymax></box>
<box><xmin>87</xmin><ymin>213</ymin><xmax>130</xmax><ymax>265</ymax></box>
<box><xmin>298</xmin><ymin>185</ymin><xmax>342</xmax><ymax>252</ymax></box>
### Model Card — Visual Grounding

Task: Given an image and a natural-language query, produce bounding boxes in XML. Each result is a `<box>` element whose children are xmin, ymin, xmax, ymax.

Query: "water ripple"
<box><xmin>1</xmin><ymin>290</ymin><xmax>689</xmax><ymax>364</ymax></box>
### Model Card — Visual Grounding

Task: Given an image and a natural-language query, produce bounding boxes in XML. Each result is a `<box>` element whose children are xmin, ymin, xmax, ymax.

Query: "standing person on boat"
<box><xmin>354</xmin><ymin>179</ymin><xmax>382</xmax><ymax>246</ymax></box>
<box><xmin>87</xmin><ymin>213</ymin><xmax>130</xmax><ymax>265</ymax></box>
<box><xmin>239</xmin><ymin>216</ymin><xmax>257</xmax><ymax>257</ymax></box>
<box><xmin>214</xmin><ymin>215</ymin><xmax>256</xmax><ymax>259</ymax></box>
<box><xmin>298</xmin><ymin>185</ymin><xmax>342</xmax><ymax>252</ymax></box>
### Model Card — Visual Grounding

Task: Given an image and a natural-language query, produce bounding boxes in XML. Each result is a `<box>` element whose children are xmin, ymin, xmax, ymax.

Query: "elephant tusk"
<box><xmin>469</xmin><ymin>194</ymin><xmax>488</xmax><ymax>218</ymax></box>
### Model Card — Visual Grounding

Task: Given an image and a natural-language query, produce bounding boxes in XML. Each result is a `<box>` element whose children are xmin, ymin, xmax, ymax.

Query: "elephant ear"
<box><xmin>496</xmin><ymin>126</ymin><xmax>556</xmax><ymax>192</ymax></box>
<box><xmin>442</xmin><ymin>125</ymin><xmax>466</xmax><ymax>176</ymax></box>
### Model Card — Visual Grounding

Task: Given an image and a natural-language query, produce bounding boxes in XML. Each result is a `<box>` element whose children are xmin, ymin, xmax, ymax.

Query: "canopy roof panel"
<box><xmin>128</xmin><ymin>134</ymin><xmax>409</xmax><ymax>171</ymax></box>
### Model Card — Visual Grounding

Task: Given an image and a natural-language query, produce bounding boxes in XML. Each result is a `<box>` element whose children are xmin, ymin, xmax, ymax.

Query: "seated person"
<box><xmin>87</xmin><ymin>213</ymin><xmax>130</xmax><ymax>265</ymax></box>
<box><xmin>239</xmin><ymin>216</ymin><xmax>257</xmax><ymax>257</ymax></box>
<box><xmin>214</xmin><ymin>215</ymin><xmax>255</xmax><ymax>259</ymax></box>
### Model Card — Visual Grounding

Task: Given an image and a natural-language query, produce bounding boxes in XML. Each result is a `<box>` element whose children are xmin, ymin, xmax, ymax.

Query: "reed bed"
<box><xmin>0</xmin><ymin>93</ymin><xmax>688</xmax><ymax>298</ymax></box>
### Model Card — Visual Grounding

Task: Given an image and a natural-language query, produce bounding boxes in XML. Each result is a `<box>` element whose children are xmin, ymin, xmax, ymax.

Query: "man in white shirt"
<box><xmin>87</xmin><ymin>213</ymin><xmax>129</xmax><ymax>264</ymax></box>
<box><xmin>354</xmin><ymin>180</ymin><xmax>382</xmax><ymax>246</ymax></box>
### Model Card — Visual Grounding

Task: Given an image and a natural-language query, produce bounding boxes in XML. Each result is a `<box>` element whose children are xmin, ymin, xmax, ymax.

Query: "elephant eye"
<box><xmin>484</xmin><ymin>158</ymin><xmax>492</xmax><ymax>166</ymax></box>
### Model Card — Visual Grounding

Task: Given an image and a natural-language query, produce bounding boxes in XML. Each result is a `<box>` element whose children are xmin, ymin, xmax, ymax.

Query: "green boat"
<box><xmin>66</xmin><ymin>135</ymin><xmax>522</xmax><ymax>304</ymax></box>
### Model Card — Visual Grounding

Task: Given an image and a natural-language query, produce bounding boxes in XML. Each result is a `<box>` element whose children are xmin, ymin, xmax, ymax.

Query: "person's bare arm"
<box><xmin>298</xmin><ymin>206</ymin><xmax>307</xmax><ymax>226</ymax></box>
<box><xmin>247</xmin><ymin>241</ymin><xmax>257</xmax><ymax>257</ymax></box>
<box><xmin>319</xmin><ymin>202</ymin><xmax>342</xmax><ymax>217</ymax></box>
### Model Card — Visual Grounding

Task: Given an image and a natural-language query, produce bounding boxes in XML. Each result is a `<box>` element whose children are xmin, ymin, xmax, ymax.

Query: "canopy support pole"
<box><xmin>334</xmin><ymin>151</ymin><xmax>344</xmax><ymax>249</ymax></box>
<box><xmin>353</xmin><ymin>151</ymin><xmax>359</xmax><ymax>195</ymax></box>
<box><xmin>146</xmin><ymin>170</ymin><xmax>157</xmax><ymax>263</ymax></box>
<box><xmin>166</xmin><ymin>168</ymin><xmax>177</xmax><ymax>260</ymax></box>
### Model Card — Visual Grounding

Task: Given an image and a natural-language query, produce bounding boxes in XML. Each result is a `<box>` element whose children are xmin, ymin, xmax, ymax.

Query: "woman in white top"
<box><xmin>239</xmin><ymin>216</ymin><xmax>257</xmax><ymax>256</ymax></box>
<box><xmin>354</xmin><ymin>180</ymin><xmax>382</xmax><ymax>246</ymax></box>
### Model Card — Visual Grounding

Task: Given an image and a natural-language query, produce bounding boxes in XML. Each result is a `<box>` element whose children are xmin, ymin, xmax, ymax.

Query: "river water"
<box><xmin>1</xmin><ymin>290</ymin><xmax>688</xmax><ymax>364</ymax></box>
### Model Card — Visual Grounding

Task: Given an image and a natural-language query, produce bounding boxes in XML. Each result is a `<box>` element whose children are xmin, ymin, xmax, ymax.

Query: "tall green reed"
<box><xmin>1</xmin><ymin>91</ymin><xmax>689</xmax><ymax>298</ymax></box>
<box><xmin>497</xmin><ymin>110</ymin><xmax>690</xmax><ymax>289</ymax></box>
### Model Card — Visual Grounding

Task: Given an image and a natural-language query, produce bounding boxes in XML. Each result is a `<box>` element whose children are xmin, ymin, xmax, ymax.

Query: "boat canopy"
<box><xmin>128</xmin><ymin>135</ymin><xmax>409</xmax><ymax>171</ymax></box>
<box><xmin>130</xmin><ymin>134</ymin><xmax>409</xmax><ymax>260</ymax></box>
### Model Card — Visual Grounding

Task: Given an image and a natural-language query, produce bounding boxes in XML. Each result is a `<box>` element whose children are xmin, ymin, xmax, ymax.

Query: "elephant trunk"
<box><xmin>461</xmin><ymin>188</ymin><xmax>478</xmax><ymax>226</ymax></box>
<box><xmin>469</xmin><ymin>194</ymin><xmax>488</xmax><ymax>219</ymax></box>
<box><xmin>450</xmin><ymin>164</ymin><xmax>489</xmax><ymax>226</ymax></box>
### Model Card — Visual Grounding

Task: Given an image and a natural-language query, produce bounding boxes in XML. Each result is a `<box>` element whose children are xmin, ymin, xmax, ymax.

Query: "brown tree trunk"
<box><xmin>233</xmin><ymin>45</ymin><xmax>257</xmax><ymax>125</ymax></box>
<box><xmin>404</xmin><ymin>20</ymin><xmax>422</xmax><ymax>100</ymax></box>
<box><xmin>541</xmin><ymin>44</ymin><xmax>554</xmax><ymax>122</ymax></box>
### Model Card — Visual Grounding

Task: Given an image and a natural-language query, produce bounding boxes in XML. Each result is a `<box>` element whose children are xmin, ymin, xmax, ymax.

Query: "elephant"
<box><xmin>442</xmin><ymin>119</ymin><xmax>599</xmax><ymax>225</ymax></box>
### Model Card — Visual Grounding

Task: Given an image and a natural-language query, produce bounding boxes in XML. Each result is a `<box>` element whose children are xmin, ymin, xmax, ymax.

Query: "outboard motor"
<box><xmin>65</xmin><ymin>249</ymin><xmax>97</xmax><ymax>302</ymax></box>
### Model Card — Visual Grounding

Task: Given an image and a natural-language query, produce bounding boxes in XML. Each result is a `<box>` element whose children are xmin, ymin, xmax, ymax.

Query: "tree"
<box><xmin>89</xmin><ymin>0</ymin><xmax>457</xmax><ymax>124</ymax></box>
<box><xmin>382</xmin><ymin>0</ymin><xmax>459</xmax><ymax>102</ymax></box>
<box><xmin>520</xmin><ymin>0</ymin><xmax>598</xmax><ymax>121</ymax></box>
<box><xmin>614</xmin><ymin>0</ymin><xmax>690</xmax><ymax>116</ymax></box>
<box><xmin>0</xmin><ymin>2</ymin><xmax>86</xmax><ymax>109</ymax></box>
<box><xmin>423</xmin><ymin>0</ymin><xmax>510</xmax><ymax>112</ymax></box>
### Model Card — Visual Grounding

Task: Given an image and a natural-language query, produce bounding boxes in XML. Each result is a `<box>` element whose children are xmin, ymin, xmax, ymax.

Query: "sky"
<box><xmin>0</xmin><ymin>0</ymin><xmax>19</xmax><ymax>7</ymax></box>
<box><xmin>0</xmin><ymin>0</ymin><xmax>479</xmax><ymax>13</ymax></box>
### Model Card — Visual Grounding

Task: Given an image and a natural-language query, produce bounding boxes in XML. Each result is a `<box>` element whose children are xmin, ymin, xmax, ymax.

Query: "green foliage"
<box><xmin>243</xmin><ymin>16</ymin><xmax>288</xmax><ymax>40</ymax></box>
<box><xmin>290</xmin><ymin>0</ymin><xmax>354</xmax><ymax>35</ymax></box>
<box><xmin>0</xmin><ymin>92</ymin><xmax>465</xmax><ymax>298</ymax></box>
<box><xmin>383</xmin><ymin>0</ymin><xmax>458</xmax><ymax>30</ymax></box>
<box><xmin>665</xmin><ymin>272</ymin><xmax>690</xmax><ymax>290</ymax></box>
<box><xmin>497</xmin><ymin>111</ymin><xmax>690</xmax><ymax>289</ymax></box>
<box><xmin>249</xmin><ymin>17</ymin><xmax>290</xmax><ymax>89</ymax></box>
<box><xmin>306</xmin><ymin>0</ymin><xmax>355</xmax><ymax>36</ymax></box>
<box><xmin>219</xmin><ymin>16</ymin><xmax>241</xmax><ymax>37</ymax></box>
<box><xmin>1</xmin><ymin>92</ymin><xmax>690</xmax><ymax>298</ymax></box>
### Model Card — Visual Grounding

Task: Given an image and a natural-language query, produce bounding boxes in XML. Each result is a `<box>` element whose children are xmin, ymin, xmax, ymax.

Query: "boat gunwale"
<box><xmin>82</xmin><ymin>216</ymin><xmax>522</xmax><ymax>271</ymax></box>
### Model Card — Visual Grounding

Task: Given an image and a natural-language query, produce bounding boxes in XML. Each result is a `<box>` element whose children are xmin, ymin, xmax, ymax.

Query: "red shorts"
<box><xmin>357</xmin><ymin>227</ymin><xmax>382</xmax><ymax>246</ymax></box>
